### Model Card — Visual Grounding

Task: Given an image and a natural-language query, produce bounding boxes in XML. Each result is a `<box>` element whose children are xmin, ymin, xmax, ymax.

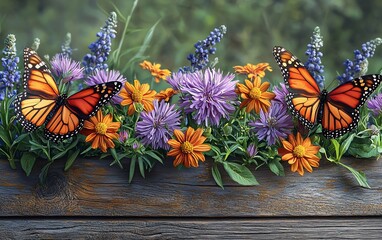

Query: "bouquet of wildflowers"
<box><xmin>0</xmin><ymin>8</ymin><xmax>381</xmax><ymax>188</ymax></box>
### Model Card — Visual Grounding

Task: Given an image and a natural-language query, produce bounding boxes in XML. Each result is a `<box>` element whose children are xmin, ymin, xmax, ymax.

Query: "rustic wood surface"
<box><xmin>1</xmin><ymin>218</ymin><xmax>382</xmax><ymax>239</ymax></box>
<box><xmin>0</xmin><ymin>156</ymin><xmax>381</xmax><ymax>238</ymax></box>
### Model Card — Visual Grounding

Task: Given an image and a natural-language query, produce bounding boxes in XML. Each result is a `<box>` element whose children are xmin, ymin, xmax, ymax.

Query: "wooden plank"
<box><xmin>0</xmin><ymin>156</ymin><xmax>381</xmax><ymax>217</ymax></box>
<box><xmin>1</xmin><ymin>218</ymin><xmax>382</xmax><ymax>239</ymax></box>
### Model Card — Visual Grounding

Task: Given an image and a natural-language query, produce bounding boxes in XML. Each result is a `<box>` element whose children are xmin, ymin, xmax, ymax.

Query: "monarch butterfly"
<box><xmin>273</xmin><ymin>46</ymin><xmax>382</xmax><ymax>139</ymax></box>
<box><xmin>14</xmin><ymin>48</ymin><xmax>122</xmax><ymax>142</ymax></box>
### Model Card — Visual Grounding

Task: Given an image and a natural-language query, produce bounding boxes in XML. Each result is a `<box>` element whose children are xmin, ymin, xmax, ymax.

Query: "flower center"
<box><xmin>95</xmin><ymin>122</ymin><xmax>108</xmax><ymax>135</ymax></box>
<box><xmin>249</xmin><ymin>87</ymin><xmax>262</xmax><ymax>99</ymax></box>
<box><xmin>132</xmin><ymin>89</ymin><xmax>143</xmax><ymax>103</ymax></box>
<box><xmin>267</xmin><ymin>117</ymin><xmax>277</xmax><ymax>127</ymax></box>
<box><xmin>181</xmin><ymin>141</ymin><xmax>194</xmax><ymax>154</ymax></box>
<box><xmin>293</xmin><ymin>145</ymin><xmax>306</xmax><ymax>158</ymax></box>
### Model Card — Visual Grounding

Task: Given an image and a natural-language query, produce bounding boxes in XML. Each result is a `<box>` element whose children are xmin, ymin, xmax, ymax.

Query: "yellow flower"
<box><xmin>81</xmin><ymin>111</ymin><xmax>121</xmax><ymax>153</ymax></box>
<box><xmin>155</xmin><ymin>88</ymin><xmax>178</xmax><ymax>102</ymax></box>
<box><xmin>119</xmin><ymin>79</ymin><xmax>157</xmax><ymax>115</ymax></box>
<box><xmin>233</xmin><ymin>63</ymin><xmax>272</xmax><ymax>79</ymax></box>
<box><xmin>278</xmin><ymin>132</ymin><xmax>320</xmax><ymax>176</ymax></box>
<box><xmin>235</xmin><ymin>77</ymin><xmax>275</xmax><ymax>114</ymax></box>
<box><xmin>167</xmin><ymin>127</ymin><xmax>211</xmax><ymax>168</ymax></box>
<box><xmin>140</xmin><ymin>60</ymin><xmax>171</xmax><ymax>83</ymax></box>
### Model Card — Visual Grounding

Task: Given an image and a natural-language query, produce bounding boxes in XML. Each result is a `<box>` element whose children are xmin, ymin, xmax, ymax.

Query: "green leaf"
<box><xmin>223</xmin><ymin>162</ymin><xmax>258</xmax><ymax>186</ymax></box>
<box><xmin>339</xmin><ymin>162</ymin><xmax>370</xmax><ymax>188</ymax></box>
<box><xmin>141</xmin><ymin>155</ymin><xmax>153</xmax><ymax>168</ymax></box>
<box><xmin>80</xmin><ymin>146</ymin><xmax>93</xmax><ymax>155</ymax></box>
<box><xmin>129</xmin><ymin>157</ymin><xmax>136</xmax><ymax>183</ymax></box>
<box><xmin>52</xmin><ymin>149</ymin><xmax>69</xmax><ymax>161</ymax></box>
<box><xmin>39</xmin><ymin>162</ymin><xmax>52</xmax><ymax>183</ymax></box>
<box><xmin>20</xmin><ymin>152</ymin><xmax>36</xmax><ymax>176</ymax></box>
<box><xmin>339</xmin><ymin>133</ymin><xmax>355</xmax><ymax>157</ymax></box>
<box><xmin>212</xmin><ymin>164</ymin><xmax>224</xmax><ymax>189</ymax></box>
<box><xmin>209</xmin><ymin>145</ymin><xmax>221</xmax><ymax>156</ymax></box>
<box><xmin>110</xmin><ymin>147</ymin><xmax>119</xmax><ymax>160</ymax></box>
<box><xmin>64</xmin><ymin>149</ymin><xmax>80</xmax><ymax>171</ymax></box>
<box><xmin>268</xmin><ymin>159</ymin><xmax>285</xmax><ymax>176</ymax></box>
<box><xmin>29</xmin><ymin>139</ymin><xmax>46</xmax><ymax>149</ymax></box>
<box><xmin>66</xmin><ymin>137</ymin><xmax>80</xmax><ymax>150</ymax></box>
<box><xmin>12</xmin><ymin>133</ymin><xmax>29</xmax><ymax>146</ymax></box>
<box><xmin>228</xmin><ymin>143</ymin><xmax>240</xmax><ymax>153</ymax></box>
<box><xmin>123</xmin><ymin>19</ymin><xmax>160</xmax><ymax>72</ymax></box>
<box><xmin>348</xmin><ymin>142</ymin><xmax>379</xmax><ymax>158</ymax></box>
<box><xmin>0</xmin><ymin>148</ymin><xmax>11</xmax><ymax>160</ymax></box>
<box><xmin>330</xmin><ymin>139</ymin><xmax>340</xmax><ymax>161</ymax></box>
<box><xmin>0</xmin><ymin>126</ymin><xmax>11</xmax><ymax>147</ymax></box>
<box><xmin>138</xmin><ymin>158</ymin><xmax>145</xmax><ymax>178</ymax></box>
<box><xmin>145</xmin><ymin>150</ymin><xmax>163</xmax><ymax>164</ymax></box>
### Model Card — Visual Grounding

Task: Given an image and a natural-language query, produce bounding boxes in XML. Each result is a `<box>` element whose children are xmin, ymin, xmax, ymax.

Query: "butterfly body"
<box><xmin>15</xmin><ymin>48</ymin><xmax>122</xmax><ymax>142</ymax></box>
<box><xmin>273</xmin><ymin>46</ymin><xmax>381</xmax><ymax>138</ymax></box>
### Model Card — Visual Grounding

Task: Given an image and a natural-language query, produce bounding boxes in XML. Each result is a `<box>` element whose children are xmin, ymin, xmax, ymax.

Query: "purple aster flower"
<box><xmin>118</xmin><ymin>130</ymin><xmax>129</xmax><ymax>143</ymax></box>
<box><xmin>82</xmin><ymin>12</ymin><xmax>117</xmax><ymax>75</ymax></box>
<box><xmin>50</xmin><ymin>54</ymin><xmax>84</xmax><ymax>83</ymax></box>
<box><xmin>0</xmin><ymin>34</ymin><xmax>21</xmax><ymax>101</ymax></box>
<box><xmin>132</xmin><ymin>141</ymin><xmax>141</xmax><ymax>151</ymax></box>
<box><xmin>305</xmin><ymin>26</ymin><xmax>325</xmax><ymax>89</ymax></box>
<box><xmin>180</xmin><ymin>25</ymin><xmax>227</xmax><ymax>73</ymax></box>
<box><xmin>136</xmin><ymin>100</ymin><xmax>181</xmax><ymax>150</ymax></box>
<box><xmin>250</xmin><ymin>101</ymin><xmax>294</xmax><ymax>145</ymax></box>
<box><xmin>367</xmin><ymin>93</ymin><xmax>382</xmax><ymax>116</ymax></box>
<box><xmin>273</xmin><ymin>83</ymin><xmax>289</xmax><ymax>109</ymax></box>
<box><xmin>179</xmin><ymin>68</ymin><xmax>238</xmax><ymax>126</ymax></box>
<box><xmin>85</xmin><ymin>69</ymin><xmax>126</xmax><ymax>104</ymax></box>
<box><xmin>247</xmin><ymin>143</ymin><xmax>258</xmax><ymax>158</ymax></box>
<box><xmin>167</xmin><ymin>71</ymin><xmax>186</xmax><ymax>91</ymax></box>
<box><xmin>338</xmin><ymin>38</ymin><xmax>382</xmax><ymax>83</ymax></box>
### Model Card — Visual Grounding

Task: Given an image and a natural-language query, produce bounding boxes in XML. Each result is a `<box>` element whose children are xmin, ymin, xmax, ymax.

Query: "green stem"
<box><xmin>114</xmin><ymin>0</ymin><xmax>139</xmax><ymax>66</ymax></box>
<box><xmin>134</xmin><ymin>111</ymin><xmax>141</xmax><ymax>130</ymax></box>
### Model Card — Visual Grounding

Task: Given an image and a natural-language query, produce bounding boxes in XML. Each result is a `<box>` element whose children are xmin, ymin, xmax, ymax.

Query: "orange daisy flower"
<box><xmin>140</xmin><ymin>60</ymin><xmax>171</xmax><ymax>83</ymax></box>
<box><xmin>278</xmin><ymin>132</ymin><xmax>320</xmax><ymax>176</ymax></box>
<box><xmin>119</xmin><ymin>79</ymin><xmax>157</xmax><ymax>115</ymax></box>
<box><xmin>235</xmin><ymin>77</ymin><xmax>275</xmax><ymax>114</ymax></box>
<box><xmin>167</xmin><ymin>127</ymin><xmax>211</xmax><ymax>168</ymax></box>
<box><xmin>81</xmin><ymin>111</ymin><xmax>121</xmax><ymax>153</ymax></box>
<box><xmin>233</xmin><ymin>63</ymin><xmax>272</xmax><ymax>79</ymax></box>
<box><xmin>155</xmin><ymin>88</ymin><xmax>178</xmax><ymax>102</ymax></box>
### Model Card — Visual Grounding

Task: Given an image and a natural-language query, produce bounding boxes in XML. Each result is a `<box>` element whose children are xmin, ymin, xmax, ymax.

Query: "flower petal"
<box><xmin>173</xmin><ymin>129</ymin><xmax>185</xmax><ymax>142</ymax></box>
<box><xmin>193</xmin><ymin>144</ymin><xmax>211</xmax><ymax>152</ymax></box>
<box><xmin>168</xmin><ymin>139</ymin><xmax>181</xmax><ymax>149</ymax></box>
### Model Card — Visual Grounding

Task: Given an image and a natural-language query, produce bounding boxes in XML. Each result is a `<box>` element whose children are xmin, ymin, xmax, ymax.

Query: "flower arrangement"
<box><xmin>0</xmin><ymin>9</ymin><xmax>381</xmax><ymax>189</ymax></box>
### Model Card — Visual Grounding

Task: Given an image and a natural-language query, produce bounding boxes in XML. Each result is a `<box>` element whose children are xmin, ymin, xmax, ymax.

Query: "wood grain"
<box><xmin>1</xmin><ymin>218</ymin><xmax>382</xmax><ymax>239</ymax></box>
<box><xmin>0</xmin><ymin>156</ymin><xmax>381</xmax><ymax>217</ymax></box>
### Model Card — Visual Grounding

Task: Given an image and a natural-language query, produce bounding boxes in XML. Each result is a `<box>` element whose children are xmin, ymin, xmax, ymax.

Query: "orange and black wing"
<box><xmin>44</xmin><ymin>104</ymin><xmax>85</xmax><ymax>142</ymax></box>
<box><xmin>321</xmin><ymin>74</ymin><xmax>382</xmax><ymax>138</ymax></box>
<box><xmin>273</xmin><ymin>46</ymin><xmax>322</xmax><ymax>129</ymax></box>
<box><xmin>14</xmin><ymin>48</ymin><xmax>59</xmax><ymax>132</ymax></box>
<box><xmin>44</xmin><ymin>82</ymin><xmax>122</xmax><ymax>142</ymax></box>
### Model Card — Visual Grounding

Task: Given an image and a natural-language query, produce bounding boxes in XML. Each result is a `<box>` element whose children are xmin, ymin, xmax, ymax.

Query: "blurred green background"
<box><xmin>1</xmin><ymin>0</ymin><xmax>381</xmax><ymax>86</ymax></box>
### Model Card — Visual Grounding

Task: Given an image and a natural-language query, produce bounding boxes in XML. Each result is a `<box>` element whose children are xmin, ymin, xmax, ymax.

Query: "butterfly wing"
<box><xmin>66</xmin><ymin>82</ymin><xmax>122</xmax><ymax>118</ymax></box>
<box><xmin>44</xmin><ymin>105</ymin><xmax>84</xmax><ymax>142</ymax></box>
<box><xmin>321</xmin><ymin>74</ymin><xmax>382</xmax><ymax>138</ymax></box>
<box><xmin>14</xmin><ymin>48</ymin><xmax>59</xmax><ymax>132</ymax></box>
<box><xmin>273</xmin><ymin>46</ymin><xmax>322</xmax><ymax>130</ymax></box>
<box><xmin>44</xmin><ymin>82</ymin><xmax>122</xmax><ymax>142</ymax></box>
